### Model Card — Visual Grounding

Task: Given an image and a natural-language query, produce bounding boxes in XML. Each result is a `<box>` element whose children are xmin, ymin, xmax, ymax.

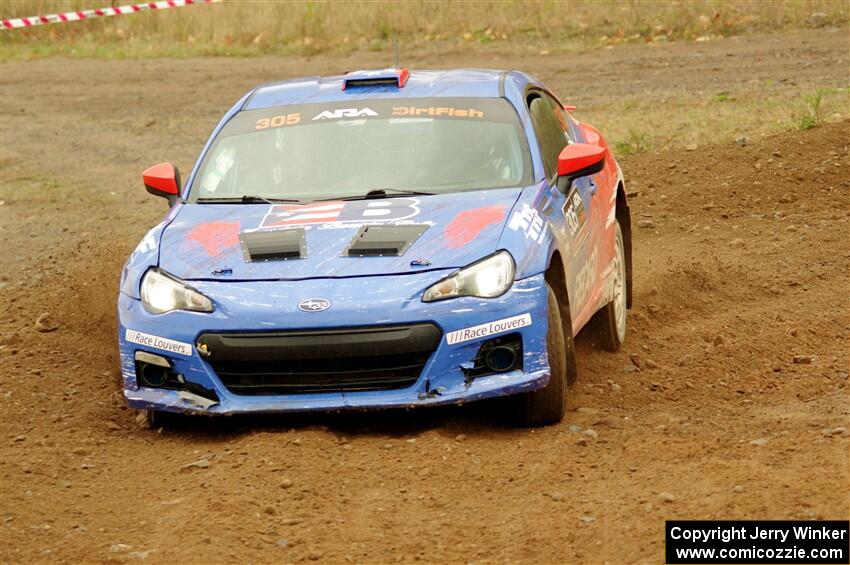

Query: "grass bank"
<box><xmin>1</xmin><ymin>0</ymin><xmax>847</xmax><ymax>60</ymax></box>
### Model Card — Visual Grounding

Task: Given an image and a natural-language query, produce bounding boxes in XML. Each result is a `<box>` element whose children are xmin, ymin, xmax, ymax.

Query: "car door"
<box><xmin>527</xmin><ymin>91</ymin><xmax>597</xmax><ymax>327</ymax></box>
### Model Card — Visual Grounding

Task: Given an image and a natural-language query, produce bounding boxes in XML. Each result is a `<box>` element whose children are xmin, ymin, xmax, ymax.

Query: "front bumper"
<box><xmin>118</xmin><ymin>271</ymin><xmax>551</xmax><ymax>415</ymax></box>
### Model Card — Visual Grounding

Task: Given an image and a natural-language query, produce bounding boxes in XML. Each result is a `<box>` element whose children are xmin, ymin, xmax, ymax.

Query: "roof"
<box><xmin>243</xmin><ymin>69</ymin><xmax>527</xmax><ymax>110</ymax></box>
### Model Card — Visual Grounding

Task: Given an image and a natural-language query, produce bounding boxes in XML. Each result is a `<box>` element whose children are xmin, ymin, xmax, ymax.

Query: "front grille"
<box><xmin>198</xmin><ymin>324</ymin><xmax>441</xmax><ymax>396</ymax></box>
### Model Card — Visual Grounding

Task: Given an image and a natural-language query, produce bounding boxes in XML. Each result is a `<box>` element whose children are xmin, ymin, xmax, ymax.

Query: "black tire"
<box><xmin>591</xmin><ymin>220</ymin><xmax>627</xmax><ymax>352</ymax></box>
<box><xmin>554</xmin><ymin>282</ymin><xmax>579</xmax><ymax>387</ymax></box>
<box><xmin>512</xmin><ymin>284</ymin><xmax>572</xmax><ymax>427</ymax></box>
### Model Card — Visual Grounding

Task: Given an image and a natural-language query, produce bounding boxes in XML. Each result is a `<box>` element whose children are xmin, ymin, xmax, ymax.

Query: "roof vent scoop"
<box><xmin>344</xmin><ymin>224</ymin><xmax>428</xmax><ymax>257</ymax></box>
<box><xmin>240</xmin><ymin>228</ymin><xmax>306</xmax><ymax>262</ymax></box>
<box><xmin>342</xmin><ymin>68</ymin><xmax>410</xmax><ymax>90</ymax></box>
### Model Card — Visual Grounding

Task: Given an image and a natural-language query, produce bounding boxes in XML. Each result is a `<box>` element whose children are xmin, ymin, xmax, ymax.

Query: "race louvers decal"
<box><xmin>446</xmin><ymin>314</ymin><xmax>532</xmax><ymax>345</ymax></box>
<box><xmin>508</xmin><ymin>203</ymin><xmax>546</xmax><ymax>244</ymax></box>
<box><xmin>125</xmin><ymin>329</ymin><xmax>193</xmax><ymax>356</ymax></box>
<box><xmin>261</xmin><ymin>198</ymin><xmax>420</xmax><ymax>229</ymax></box>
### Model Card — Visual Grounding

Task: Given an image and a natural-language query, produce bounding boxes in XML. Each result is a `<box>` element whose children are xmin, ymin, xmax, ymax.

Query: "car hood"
<box><xmin>159</xmin><ymin>189</ymin><xmax>522</xmax><ymax>281</ymax></box>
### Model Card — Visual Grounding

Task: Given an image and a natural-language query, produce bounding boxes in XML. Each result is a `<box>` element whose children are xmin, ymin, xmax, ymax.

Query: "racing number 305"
<box><xmin>255</xmin><ymin>113</ymin><xmax>301</xmax><ymax>130</ymax></box>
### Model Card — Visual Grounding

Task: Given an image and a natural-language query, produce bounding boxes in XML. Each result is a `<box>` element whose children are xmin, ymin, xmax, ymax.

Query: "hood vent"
<box><xmin>240</xmin><ymin>228</ymin><xmax>306</xmax><ymax>262</ymax></box>
<box><xmin>344</xmin><ymin>224</ymin><xmax>429</xmax><ymax>257</ymax></box>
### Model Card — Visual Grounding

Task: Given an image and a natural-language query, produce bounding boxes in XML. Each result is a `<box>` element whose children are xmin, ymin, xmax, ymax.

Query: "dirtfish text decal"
<box><xmin>392</xmin><ymin>106</ymin><xmax>484</xmax><ymax>119</ymax></box>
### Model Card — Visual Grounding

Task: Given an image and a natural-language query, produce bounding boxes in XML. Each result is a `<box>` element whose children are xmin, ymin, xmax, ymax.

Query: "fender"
<box><xmin>595</xmin><ymin>160</ymin><xmax>632</xmax><ymax>311</ymax></box>
<box><xmin>498</xmin><ymin>180</ymin><xmax>588</xmax><ymax>326</ymax></box>
<box><xmin>614</xmin><ymin>163</ymin><xmax>634</xmax><ymax>309</ymax></box>
<box><xmin>496</xmin><ymin>182</ymin><xmax>558</xmax><ymax>280</ymax></box>
<box><xmin>119</xmin><ymin>204</ymin><xmax>183</xmax><ymax>298</ymax></box>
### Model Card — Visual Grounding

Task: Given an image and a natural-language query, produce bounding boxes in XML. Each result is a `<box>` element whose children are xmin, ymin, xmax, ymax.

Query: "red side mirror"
<box><xmin>557</xmin><ymin>143</ymin><xmax>605</xmax><ymax>188</ymax></box>
<box><xmin>142</xmin><ymin>162</ymin><xmax>181</xmax><ymax>204</ymax></box>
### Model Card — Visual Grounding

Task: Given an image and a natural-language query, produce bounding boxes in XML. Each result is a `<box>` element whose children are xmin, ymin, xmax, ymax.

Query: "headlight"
<box><xmin>422</xmin><ymin>251</ymin><xmax>515</xmax><ymax>302</ymax></box>
<box><xmin>140</xmin><ymin>268</ymin><xmax>213</xmax><ymax>314</ymax></box>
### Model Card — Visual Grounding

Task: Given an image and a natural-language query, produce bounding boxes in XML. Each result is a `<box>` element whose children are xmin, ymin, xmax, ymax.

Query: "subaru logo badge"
<box><xmin>298</xmin><ymin>298</ymin><xmax>331</xmax><ymax>313</ymax></box>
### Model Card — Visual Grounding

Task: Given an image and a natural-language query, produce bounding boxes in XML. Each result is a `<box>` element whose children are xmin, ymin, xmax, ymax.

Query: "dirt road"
<box><xmin>1</xmin><ymin>29</ymin><xmax>848</xmax><ymax>564</ymax></box>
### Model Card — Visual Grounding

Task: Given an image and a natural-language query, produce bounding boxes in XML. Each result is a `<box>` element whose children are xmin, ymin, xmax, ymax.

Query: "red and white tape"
<box><xmin>2</xmin><ymin>0</ymin><xmax>220</xmax><ymax>30</ymax></box>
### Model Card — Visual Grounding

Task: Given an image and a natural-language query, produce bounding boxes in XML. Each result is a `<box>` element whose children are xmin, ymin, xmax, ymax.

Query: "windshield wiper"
<box><xmin>316</xmin><ymin>188</ymin><xmax>436</xmax><ymax>202</ymax></box>
<box><xmin>365</xmin><ymin>188</ymin><xmax>435</xmax><ymax>197</ymax></box>
<box><xmin>197</xmin><ymin>195</ymin><xmax>303</xmax><ymax>204</ymax></box>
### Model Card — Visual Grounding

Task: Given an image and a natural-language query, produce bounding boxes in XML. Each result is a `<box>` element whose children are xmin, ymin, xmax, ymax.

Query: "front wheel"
<box><xmin>593</xmin><ymin>220</ymin><xmax>628</xmax><ymax>351</ymax></box>
<box><xmin>511</xmin><ymin>284</ymin><xmax>574</xmax><ymax>427</ymax></box>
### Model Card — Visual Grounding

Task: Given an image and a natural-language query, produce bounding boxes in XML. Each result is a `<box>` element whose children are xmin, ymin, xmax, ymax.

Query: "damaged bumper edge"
<box><xmin>124</xmin><ymin>368</ymin><xmax>550</xmax><ymax>415</ymax></box>
<box><xmin>118</xmin><ymin>272</ymin><xmax>552</xmax><ymax>416</ymax></box>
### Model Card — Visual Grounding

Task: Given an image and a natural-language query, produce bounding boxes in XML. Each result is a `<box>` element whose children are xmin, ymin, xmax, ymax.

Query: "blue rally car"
<box><xmin>119</xmin><ymin>68</ymin><xmax>632</xmax><ymax>426</ymax></box>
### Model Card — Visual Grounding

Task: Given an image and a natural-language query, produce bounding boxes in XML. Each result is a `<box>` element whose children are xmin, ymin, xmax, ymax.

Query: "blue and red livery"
<box><xmin>118</xmin><ymin>68</ymin><xmax>632</xmax><ymax>426</ymax></box>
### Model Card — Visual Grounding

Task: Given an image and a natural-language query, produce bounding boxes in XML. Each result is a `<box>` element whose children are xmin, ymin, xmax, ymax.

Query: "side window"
<box><xmin>552</xmin><ymin>100</ymin><xmax>576</xmax><ymax>144</ymax></box>
<box><xmin>528</xmin><ymin>93</ymin><xmax>572</xmax><ymax>179</ymax></box>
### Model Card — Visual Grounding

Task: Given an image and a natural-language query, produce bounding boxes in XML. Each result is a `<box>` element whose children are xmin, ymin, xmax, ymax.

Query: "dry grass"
<box><xmin>1</xmin><ymin>0</ymin><xmax>848</xmax><ymax>59</ymax></box>
<box><xmin>589</xmin><ymin>87</ymin><xmax>850</xmax><ymax>157</ymax></box>
<box><xmin>1</xmin><ymin>1</ymin><xmax>847</xmax><ymax>154</ymax></box>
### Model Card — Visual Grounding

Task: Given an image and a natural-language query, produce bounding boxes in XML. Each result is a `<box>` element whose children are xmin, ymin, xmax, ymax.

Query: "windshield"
<box><xmin>189</xmin><ymin>97</ymin><xmax>531</xmax><ymax>202</ymax></box>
